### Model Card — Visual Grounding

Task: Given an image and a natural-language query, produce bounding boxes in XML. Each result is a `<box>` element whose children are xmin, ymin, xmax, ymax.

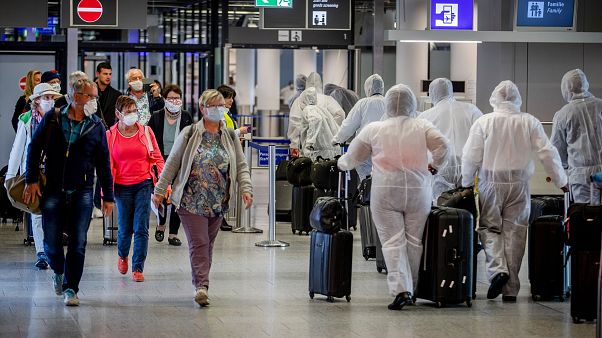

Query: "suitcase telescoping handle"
<box><xmin>335</xmin><ymin>143</ymin><xmax>350</xmax><ymax>230</ymax></box>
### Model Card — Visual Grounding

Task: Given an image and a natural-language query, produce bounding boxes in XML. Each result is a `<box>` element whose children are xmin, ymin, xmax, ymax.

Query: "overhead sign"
<box><xmin>256</xmin><ymin>0</ymin><xmax>293</xmax><ymax>8</ymax></box>
<box><xmin>307</xmin><ymin>0</ymin><xmax>351</xmax><ymax>30</ymax></box>
<box><xmin>430</xmin><ymin>0</ymin><xmax>474</xmax><ymax>30</ymax></box>
<box><xmin>0</xmin><ymin>1</ymin><xmax>48</xmax><ymax>28</ymax></box>
<box><xmin>515</xmin><ymin>0</ymin><xmax>576</xmax><ymax>30</ymax></box>
<box><xmin>71</xmin><ymin>0</ymin><xmax>117</xmax><ymax>27</ymax></box>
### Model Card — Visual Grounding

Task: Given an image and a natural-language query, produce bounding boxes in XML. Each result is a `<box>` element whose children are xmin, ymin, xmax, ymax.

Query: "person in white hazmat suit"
<box><xmin>324</xmin><ymin>83</ymin><xmax>359</xmax><ymax>116</ymax></box>
<box><xmin>332</xmin><ymin>74</ymin><xmax>387</xmax><ymax>180</ymax></box>
<box><xmin>419</xmin><ymin>78</ymin><xmax>483</xmax><ymax>201</ymax></box>
<box><xmin>288</xmin><ymin>72</ymin><xmax>345</xmax><ymax>157</ymax></box>
<box><xmin>462</xmin><ymin>80</ymin><xmax>568</xmax><ymax>302</ymax></box>
<box><xmin>338</xmin><ymin>84</ymin><xmax>451</xmax><ymax>310</ymax></box>
<box><xmin>288</xmin><ymin>74</ymin><xmax>307</xmax><ymax>109</ymax></box>
<box><xmin>298</xmin><ymin>87</ymin><xmax>341</xmax><ymax>161</ymax></box>
<box><xmin>551</xmin><ymin>69</ymin><xmax>602</xmax><ymax>204</ymax></box>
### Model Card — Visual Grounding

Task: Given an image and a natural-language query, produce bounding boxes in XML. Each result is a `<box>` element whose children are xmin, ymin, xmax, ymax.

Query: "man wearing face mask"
<box><xmin>95</xmin><ymin>62</ymin><xmax>121</xmax><ymax>127</ymax></box>
<box><xmin>148</xmin><ymin>84</ymin><xmax>193</xmax><ymax>245</ymax></box>
<box><xmin>23</xmin><ymin>78</ymin><xmax>115</xmax><ymax>307</ymax></box>
<box><xmin>6</xmin><ymin>83</ymin><xmax>61</xmax><ymax>270</ymax></box>
<box><xmin>126</xmin><ymin>68</ymin><xmax>164</xmax><ymax>126</ymax></box>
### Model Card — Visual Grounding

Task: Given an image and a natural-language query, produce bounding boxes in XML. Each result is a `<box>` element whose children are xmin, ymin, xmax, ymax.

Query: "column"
<box><xmin>451</xmin><ymin>43</ymin><xmax>478</xmax><ymax>103</ymax></box>
<box><xmin>395</xmin><ymin>0</ymin><xmax>428</xmax><ymax>96</ymax></box>
<box><xmin>293</xmin><ymin>49</ymin><xmax>317</xmax><ymax>78</ymax></box>
<box><xmin>322</xmin><ymin>50</ymin><xmax>348</xmax><ymax>88</ymax></box>
<box><xmin>256</xmin><ymin>49</ymin><xmax>281</xmax><ymax>137</ymax></box>
<box><xmin>66</xmin><ymin>28</ymin><xmax>78</xmax><ymax>76</ymax></box>
<box><xmin>235</xmin><ymin>48</ymin><xmax>256</xmax><ymax>115</ymax></box>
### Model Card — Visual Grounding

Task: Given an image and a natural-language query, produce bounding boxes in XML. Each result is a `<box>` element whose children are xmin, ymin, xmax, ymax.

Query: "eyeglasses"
<box><xmin>76</xmin><ymin>92</ymin><xmax>98</xmax><ymax>100</ymax></box>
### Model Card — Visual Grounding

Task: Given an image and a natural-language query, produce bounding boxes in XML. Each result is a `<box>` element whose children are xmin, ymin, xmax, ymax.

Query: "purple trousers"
<box><xmin>177</xmin><ymin>209</ymin><xmax>222</xmax><ymax>289</ymax></box>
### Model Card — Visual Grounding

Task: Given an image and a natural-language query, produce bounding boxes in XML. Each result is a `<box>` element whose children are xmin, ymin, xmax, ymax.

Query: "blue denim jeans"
<box><xmin>41</xmin><ymin>189</ymin><xmax>94</xmax><ymax>293</ymax></box>
<box><xmin>115</xmin><ymin>179</ymin><xmax>152</xmax><ymax>272</ymax></box>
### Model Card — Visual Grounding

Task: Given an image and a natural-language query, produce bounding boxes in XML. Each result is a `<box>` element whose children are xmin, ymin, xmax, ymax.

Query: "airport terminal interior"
<box><xmin>1</xmin><ymin>0</ymin><xmax>602</xmax><ymax>337</ymax></box>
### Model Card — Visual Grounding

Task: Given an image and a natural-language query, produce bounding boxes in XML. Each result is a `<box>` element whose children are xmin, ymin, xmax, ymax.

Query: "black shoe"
<box><xmin>220</xmin><ymin>220</ymin><xmax>232</xmax><ymax>231</ymax></box>
<box><xmin>388</xmin><ymin>292</ymin><xmax>412</xmax><ymax>311</ymax></box>
<box><xmin>487</xmin><ymin>273</ymin><xmax>510</xmax><ymax>299</ymax></box>
<box><xmin>155</xmin><ymin>227</ymin><xmax>165</xmax><ymax>242</ymax></box>
<box><xmin>168</xmin><ymin>237</ymin><xmax>182</xmax><ymax>246</ymax></box>
<box><xmin>502</xmin><ymin>295</ymin><xmax>517</xmax><ymax>302</ymax></box>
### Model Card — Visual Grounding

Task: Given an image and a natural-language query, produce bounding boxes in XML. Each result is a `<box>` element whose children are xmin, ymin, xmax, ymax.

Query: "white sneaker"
<box><xmin>92</xmin><ymin>208</ymin><xmax>104</xmax><ymax>219</ymax></box>
<box><xmin>194</xmin><ymin>287</ymin><xmax>209</xmax><ymax>307</ymax></box>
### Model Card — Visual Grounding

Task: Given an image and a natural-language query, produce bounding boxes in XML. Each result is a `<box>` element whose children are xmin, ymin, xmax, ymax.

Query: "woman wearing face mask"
<box><xmin>107</xmin><ymin>96</ymin><xmax>165</xmax><ymax>282</ymax></box>
<box><xmin>147</xmin><ymin>84</ymin><xmax>193</xmax><ymax>246</ymax></box>
<box><xmin>6</xmin><ymin>83</ymin><xmax>60</xmax><ymax>270</ymax></box>
<box><xmin>152</xmin><ymin>89</ymin><xmax>253</xmax><ymax>307</ymax></box>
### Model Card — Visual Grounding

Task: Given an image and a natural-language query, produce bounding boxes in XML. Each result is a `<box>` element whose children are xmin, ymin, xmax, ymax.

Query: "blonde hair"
<box><xmin>24</xmin><ymin>70</ymin><xmax>42</xmax><ymax>100</ymax></box>
<box><xmin>199</xmin><ymin>89</ymin><xmax>224</xmax><ymax>107</ymax></box>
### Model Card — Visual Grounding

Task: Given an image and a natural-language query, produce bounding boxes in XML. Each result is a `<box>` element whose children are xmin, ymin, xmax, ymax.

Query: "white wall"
<box><xmin>0</xmin><ymin>54</ymin><xmax>55</xmax><ymax>168</ymax></box>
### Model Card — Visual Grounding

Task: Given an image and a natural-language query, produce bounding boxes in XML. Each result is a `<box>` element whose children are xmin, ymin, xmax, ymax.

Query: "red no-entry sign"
<box><xmin>19</xmin><ymin>76</ymin><xmax>27</xmax><ymax>91</ymax></box>
<box><xmin>77</xmin><ymin>0</ymin><xmax>103</xmax><ymax>23</ymax></box>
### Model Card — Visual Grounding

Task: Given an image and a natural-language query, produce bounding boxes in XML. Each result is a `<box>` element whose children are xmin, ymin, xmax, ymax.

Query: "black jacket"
<box><xmin>12</xmin><ymin>96</ymin><xmax>29</xmax><ymax>132</ymax></box>
<box><xmin>147</xmin><ymin>109</ymin><xmax>193</xmax><ymax>159</ymax></box>
<box><xmin>26</xmin><ymin>106</ymin><xmax>114</xmax><ymax>201</ymax></box>
<box><xmin>97</xmin><ymin>83</ymin><xmax>122</xmax><ymax>127</ymax></box>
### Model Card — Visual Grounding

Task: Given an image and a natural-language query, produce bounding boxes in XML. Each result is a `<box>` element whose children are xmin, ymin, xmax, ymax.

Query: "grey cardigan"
<box><xmin>154</xmin><ymin>119</ymin><xmax>253</xmax><ymax>210</ymax></box>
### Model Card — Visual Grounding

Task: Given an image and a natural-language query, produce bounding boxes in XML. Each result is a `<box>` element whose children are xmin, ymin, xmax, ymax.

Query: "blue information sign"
<box><xmin>430</xmin><ymin>0</ymin><xmax>474</xmax><ymax>31</ymax></box>
<box><xmin>258</xmin><ymin>147</ymin><xmax>289</xmax><ymax>167</ymax></box>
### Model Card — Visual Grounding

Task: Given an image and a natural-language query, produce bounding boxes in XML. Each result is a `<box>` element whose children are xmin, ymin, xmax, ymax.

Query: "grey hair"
<box><xmin>72</xmin><ymin>78</ymin><xmax>97</xmax><ymax>96</ymax></box>
<box><xmin>67</xmin><ymin>71</ymin><xmax>89</xmax><ymax>101</ymax></box>
<box><xmin>125</xmin><ymin>68</ymin><xmax>144</xmax><ymax>82</ymax></box>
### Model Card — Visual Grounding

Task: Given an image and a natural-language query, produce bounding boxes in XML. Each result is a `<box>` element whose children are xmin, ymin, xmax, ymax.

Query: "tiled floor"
<box><xmin>0</xmin><ymin>170</ymin><xmax>596</xmax><ymax>337</ymax></box>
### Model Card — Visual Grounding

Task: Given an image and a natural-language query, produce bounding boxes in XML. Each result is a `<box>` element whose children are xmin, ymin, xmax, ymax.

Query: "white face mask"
<box><xmin>50</xmin><ymin>83</ymin><xmax>61</xmax><ymax>93</ymax></box>
<box><xmin>83</xmin><ymin>99</ymin><xmax>97</xmax><ymax>117</ymax></box>
<box><xmin>165</xmin><ymin>99</ymin><xmax>182</xmax><ymax>113</ymax></box>
<box><xmin>129</xmin><ymin>80</ymin><xmax>143</xmax><ymax>92</ymax></box>
<box><xmin>204</xmin><ymin>106</ymin><xmax>227</xmax><ymax>122</ymax></box>
<box><xmin>120</xmin><ymin>111</ymin><xmax>139</xmax><ymax>126</ymax></box>
<box><xmin>39</xmin><ymin>99</ymin><xmax>54</xmax><ymax>113</ymax></box>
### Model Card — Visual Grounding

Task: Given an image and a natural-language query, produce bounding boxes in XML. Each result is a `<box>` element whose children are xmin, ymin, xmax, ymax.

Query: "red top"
<box><xmin>106</xmin><ymin>123</ymin><xmax>165</xmax><ymax>187</ymax></box>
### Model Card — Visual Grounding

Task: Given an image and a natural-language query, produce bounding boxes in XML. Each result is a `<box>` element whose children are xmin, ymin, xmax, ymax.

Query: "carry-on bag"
<box><xmin>567</xmin><ymin>175</ymin><xmax>602</xmax><ymax>323</ymax></box>
<box><xmin>529</xmin><ymin>195</ymin><xmax>564</xmax><ymax>225</ymax></box>
<box><xmin>308</xmin><ymin>229</ymin><xmax>353</xmax><ymax>302</ymax></box>
<box><xmin>286</xmin><ymin>157</ymin><xmax>313</xmax><ymax>187</ymax></box>
<box><xmin>310</xmin><ymin>196</ymin><xmax>346</xmax><ymax>234</ymax></box>
<box><xmin>291</xmin><ymin>185</ymin><xmax>314</xmax><ymax>235</ymax></box>
<box><xmin>103</xmin><ymin>208</ymin><xmax>119</xmax><ymax>245</ymax></box>
<box><xmin>310</xmin><ymin>157</ymin><xmax>340</xmax><ymax>191</ymax></box>
<box><xmin>415</xmin><ymin>206</ymin><xmax>474</xmax><ymax>307</ymax></box>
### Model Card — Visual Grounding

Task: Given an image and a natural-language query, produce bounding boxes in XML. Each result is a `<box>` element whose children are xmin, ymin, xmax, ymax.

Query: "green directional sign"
<box><xmin>255</xmin><ymin>0</ymin><xmax>293</xmax><ymax>8</ymax></box>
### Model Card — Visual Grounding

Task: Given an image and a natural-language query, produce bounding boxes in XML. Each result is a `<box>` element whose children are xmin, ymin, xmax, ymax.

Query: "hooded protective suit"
<box><xmin>462</xmin><ymin>80</ymin><xmax>567</xmax><ymax>297</ymax></box>
<box><xmin>324</xmin><ymin>84</ymin><xmax>359</xmax><ymax>115</ymax></box>
<box><xmin>288</xmin><ymin>72</ymin><xmax>345</xmax><ymax>150</ymax></box>
<box><xmin>338</xmin><ymin>84</ymin><xmax>451</xmax><ymax>297</ymax></box>
<box><xmin>299</xmin><ymin>87</ymin><xmax>340</xmax><ymax>160</ymax></box>
<box><xmin>419</xmin><ymin>78</ymin><xmax>483</xmax><ymax>201</ymax></box>
<box><xmin>332</xmin><ymin>74</ymin><xmax>387</xmax><ymax>179</ymax></box>
<box><xmin>551</xmin><ymin>69</ymin><xmax>602</xmax><ymax>204</ymax></box>
<box><xmin>288</xmin><ymin>74</ymin><xmax>307</xmax><ymax>109</ymax></box>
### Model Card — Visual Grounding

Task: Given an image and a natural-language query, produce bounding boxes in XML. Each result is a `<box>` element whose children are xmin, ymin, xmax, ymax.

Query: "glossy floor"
<box><xmin>0</xmin><ymin>171</ymin><xmax>595</xmax><ymax>337</ymax></box>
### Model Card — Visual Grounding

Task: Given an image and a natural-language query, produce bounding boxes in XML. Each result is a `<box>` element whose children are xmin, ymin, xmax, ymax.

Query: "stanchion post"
<box><xmin>255</xmin><ymin>145</ymin><xmax>289</xmax><ymax>247</ymax></box>
<box><xmin>233</xmin><ymin>138</ymin><xmax>263</xmax><ymax>233</ymax></box>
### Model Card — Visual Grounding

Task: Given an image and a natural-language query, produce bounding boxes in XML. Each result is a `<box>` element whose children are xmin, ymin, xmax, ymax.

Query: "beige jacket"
<box><xmin>154</xmin><ymin>119</ymin><xmax>253</xmax><ymax>210</ymax></box>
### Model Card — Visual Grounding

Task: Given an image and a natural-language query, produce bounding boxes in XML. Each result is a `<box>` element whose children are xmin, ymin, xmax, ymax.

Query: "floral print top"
<box><xmin>180</xmin><ymin>131</ymin><xmax>231</xmax><ymax>217</ymax></box>
<box><xmin>130</xmin><ymin>92</ymin><xmax>151</xmax><ymax>125</ymax></box>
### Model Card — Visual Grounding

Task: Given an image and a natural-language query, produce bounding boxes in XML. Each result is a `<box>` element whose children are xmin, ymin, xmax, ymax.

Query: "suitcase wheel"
<box><xmin>436</xmin><ymin>301</ymin><xmax>444</xmax><ymax>308</ymax></box>
<box><xmin>465</xmin><ymin>299</ymin><xmax>472</xmax><ymax>307</ymax></box>
<box><xmin>14</xmin><ymin>224</ymin><xmax>19</xmax><ymax>231</ymax></box>
<box><xmin>572</xmin><ymin>317</ymin><xmax>582</xmax><ymax>324</ymax></box>
<box><xmin>377</xmin><ymin>267</ymin><xmax>383</xmax><ymax>273</ymax></box>
<box><xmin>532</xmin><ymin>295</ymin><xmax>542</xmax><ymax>302</ymax></box>
<box><xmin>103</xmin><ymin>239</ymin><xmax>108</xmax><ymax>246</ymax></box>
<box><xmin>292</xmin><ymin>229</ymin><xmax>296</xmax><ymax>235</ymax></box>
<box><xmin>309</xmin><ymin>292</ymin><xmax>314</xmax><ymax>299</ymax></box>
<box><xmin>327</xmin><ymin>296</ymin><xmax>334</xmax><ymax>303</ymax></box>
<box><xmin>346</xmin><ymin>295</ymin><xmax>351</xmax><ymax>302</ymax></box>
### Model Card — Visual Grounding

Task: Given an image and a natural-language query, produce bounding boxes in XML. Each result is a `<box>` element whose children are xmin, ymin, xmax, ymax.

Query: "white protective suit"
<box><xmin>288</xmin><ymin>72</ymin><xmax>345</xmax><ymax>150</ymax></box>
<box><xmin>338</xmin><ymin>84</ymin><xmax>451</xmax><ymax>296</ymax></box>
<box><xmin>287</xmin><ymin>74</ymin><xmax>307</xmax><ymax>109</ymax></box>
<box><xmin>332</xmin><ymin>74</ymin><xmax>387</xmax><ymax>179</ymax></box>
<box><xmin>299</xmin><ymin>87</ymin><xmax>341</xmax><ymax>160</ymax></box>
<box><xmin>462</xmin><ymin>80</ymin><xmax>568</xmax><ymax>297</ymax></box>
<box><xmin>419</xmin><ymin>78</ymin><xmax>483</xmax><ymax>201</ymax></box>
<box><xmin>551</xmin><ymin>69</ymin><xmax>602</xmax><ymax>204</ymax></box>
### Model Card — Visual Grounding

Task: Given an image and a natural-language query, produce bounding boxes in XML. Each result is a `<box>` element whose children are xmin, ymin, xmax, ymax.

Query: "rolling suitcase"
<box><xmin>308</xmin><ymin>229</ymin><xmax>353</xmax><ymax>302</ymax></box>
<box><xmin>275</xmin><ymin>160</ymin><xmax>293</xmax><ymax>222</ymax></box>
<box><xmin>291</xmin><ymin>185</ymin><xmax>314</xmax><ymax>235</ymax></box>
<box><xmin>103</xmin><ymin>208</ymin><xmax>119</xmax><ymax>245</ymax></box>
<box><xmin>359</xmin><ymin>205</ymin><xmax>379</xmax><ymax>260</ymax></box>
<box><xmin>567</xmin><ymin>175</ymin><xmax>602</xmax><ymax>323</ymax></box>
<box><xmin>436</xmin><ymin>187</ymin><xmax>478</xmax><ymax>299</ymax></box>
<box><xmin>529</xmin><ymin>195</ymin><xmax>564</xmax><ymax>225</ymax></box>
<box><xmin>375</xmin><ymin>233</ymin><xmax>387</xmax><ymax>274</ymax></box>
<box><xmin>415</xmin><ymin>206</ymin><xmax>474</xmax><ymax>308</ymax></box>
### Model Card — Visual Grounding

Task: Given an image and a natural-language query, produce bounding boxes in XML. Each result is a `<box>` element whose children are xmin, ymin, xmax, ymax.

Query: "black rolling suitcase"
<box><xmin>291</xmin><ymin>185</ymin><xmax>314</xmax><ymax>235</ymax></box>
<box><xmin>103</xmin><ymin>208</ymin><xmax>119</xmax><ymax>245</ymax></box>
<box><xmin>357</xmin><ymin>177</ymin><xmax>378</xmax><ymax>260</ymax></box>
<box><xmin>529</xmin><ymin>195</ymin><xmax>564</xmax><ymax>224</ymax></box>
<box><xmin>436</xmin><ymin>187</ymin><xmax>478</xmax><ymax>299</ymax></box>
<box><xmin>567</xmin><ymin>206</ymin><xmax>602</xmax><ymax>322</ymax></box>
<box><xmin>415</xmin><ymin>206</ymin><xmax>474</xmax><ymax>307</ymax></box>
